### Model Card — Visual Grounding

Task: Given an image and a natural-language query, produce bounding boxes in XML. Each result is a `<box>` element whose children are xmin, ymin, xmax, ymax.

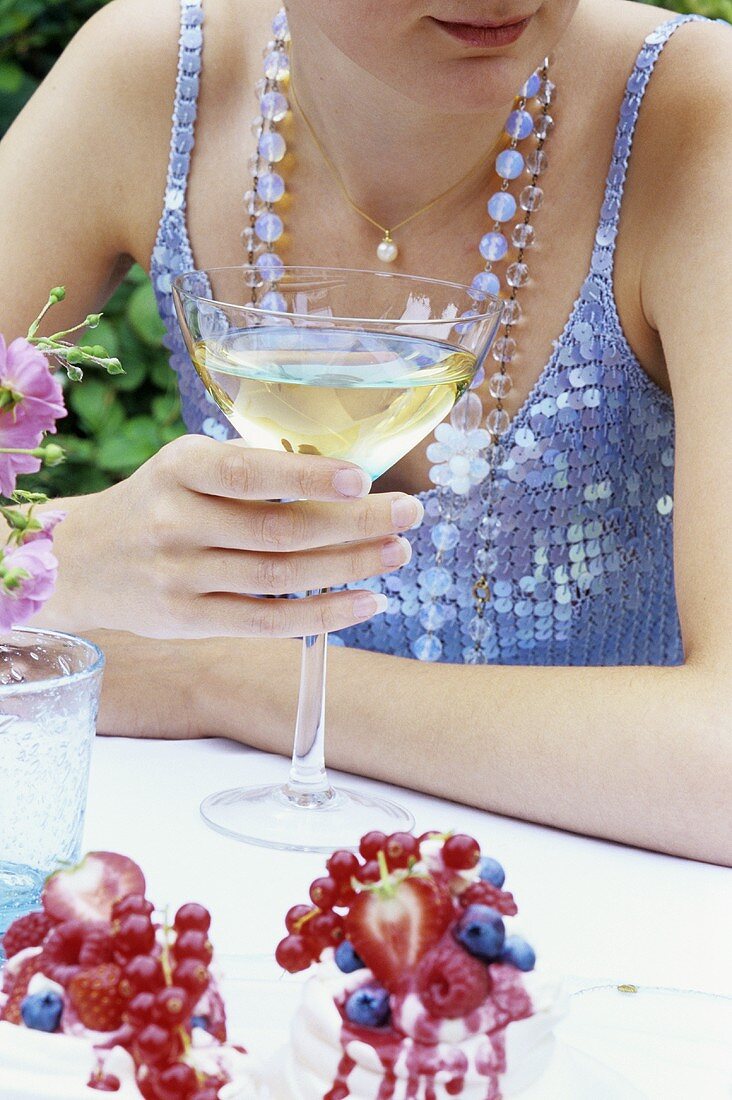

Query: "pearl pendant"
<box><xmin>377</xmin><ymin>234</ymin><xmax>398</xmax><ymax>263</ymax></box>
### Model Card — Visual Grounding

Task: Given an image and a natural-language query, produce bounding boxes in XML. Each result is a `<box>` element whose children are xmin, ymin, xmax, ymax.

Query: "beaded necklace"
<box><xmin>246</xmin><ymin>10</ymin><xmax>555</xmax><ymax>664</ymax></box>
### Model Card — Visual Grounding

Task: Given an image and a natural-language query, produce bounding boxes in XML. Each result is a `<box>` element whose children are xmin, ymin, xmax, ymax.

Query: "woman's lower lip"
<box><xmin>431</xmin><ymin>16</ymin><xmax>532</xmax><ymax>48</ymax></box>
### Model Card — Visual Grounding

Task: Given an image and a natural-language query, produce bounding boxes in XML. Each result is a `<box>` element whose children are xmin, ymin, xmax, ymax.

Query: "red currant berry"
<box><xmin>111</xmin><ymin>895</ymin><xmax>154</xmax><ymax>921</ymax></box>
<box><xmin>88</xmin><ymin>1073</ymin><xmax>122</xmax><ymax>1093</ymax></box>
<box><xmin>359</xmin><ymin>831</ymin><xmax>387</xmax><ymax>860</ymax></box>
<box><xmin>133</xmin><ymin>1023</ymin><xmax>174</xmax><ymax>1067</ymax></box>
<box><xmin>385</xmin><ymin>832</ymin><xmax>419</xmax><ymax>869</ymax></box>
<box><xmin>326</xmin><ymin>850</ymin><xmax>360</xmax><ymax>884</ymax></box>
<box><xmin>171</xmin><ymin>958</ymin><xmax>210</xmax><ymax>996</ymax></box>
<box><xmin>418</xmin><ymin>831</ymin><xmax>439</xmax><ymax>844</ymax></box>
<box><xmin>284</xmin><ymin>904</ymin><xmax>312</xmax><ymax>933</ymax></box>
<box><xmin>172</xmin><ymin>930</ymin><xmax>213</xmax><ymax>966</ymax></box>
<box><xmin>355</xmin><ymin>860</ymin><xmax>381</xmax><ymax>884</ymax></box>
<box><xmin>155</xmin><ymin>1061</ymin><xmax>198</xmax><ymax>1099</ymax></box>
<box><xmin>114</xmin><ymin>914</ymin><xmax>156</xmax><ymax>958</ymax></box>
<box><xmin>442</xmin><ymin>834</ymin><xmax>481</xmax><ymax>870</ymax></box>
<box><xmin>120</xmin><ymin>955</ymin><xmax>165</xmax><ymax>999</ymax></box>
<box><xmin>334</xmin><ymin>879</ymin><xmax>356</xmax><ymax>907</ymax></box>
<box><xmin>309</xmin><ymin>876</ymin><xmax>338</xmax><ymax>910</ymax></box>
<box><xmin>275</xmin><ymin>934</ymin><xmax>312</xmax><ymax>973</ymax></box>
<box><xmin>173</xmin><ymin>903</ymin><xmax>211</xmax><ymax>934</ymax></box>
<box><xmin>308</xmin><ymin>910</ymin><xmax>344</xmax><ymax>949</ymax></box>
<box><xmin>153</xmin><ymin>986</ymin><xmax>190</xmax><ymax>1026</ymax></box>
<box><xmin>124</xmin><ymin>991</ymin><xmax>156</xmax><ymax>1028</ymax></box>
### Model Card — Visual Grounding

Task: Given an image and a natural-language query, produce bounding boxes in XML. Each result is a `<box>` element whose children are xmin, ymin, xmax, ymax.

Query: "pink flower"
<box><xmin>22</xmin><ymin>509</ymin><xmax>66</xmax><ymax>543</ymax></box>
<box><xmin>0</xmin><ymin>336</ymin><xmax>67</xmax><ymax>495</ymax></box>
<box><xmin>0</xmin><ymin>537</ymin><xmax>59</xmax><ymax>631</ymax></box>
<box><xmin>0</xmin><ymin>336</ymin><xmax>66</xmax><ymax>428</ymax></box>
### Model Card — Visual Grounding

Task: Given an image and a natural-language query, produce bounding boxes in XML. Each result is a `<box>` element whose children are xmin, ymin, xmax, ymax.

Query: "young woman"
<box><xmin>0</xmin><ymin>0</ymin><xmax>729</xmax><ymax>863</ymax></box>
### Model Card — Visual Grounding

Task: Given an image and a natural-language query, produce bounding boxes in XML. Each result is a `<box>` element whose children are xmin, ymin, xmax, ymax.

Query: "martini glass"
<box><xmin>173</xmin><ymin>266</ymin><xmax>502</xmax><ymax>851</ymax></box>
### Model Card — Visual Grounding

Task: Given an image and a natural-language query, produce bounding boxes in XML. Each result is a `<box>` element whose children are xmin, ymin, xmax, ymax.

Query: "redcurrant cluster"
<box><xmin>275</xmin><ymin>829</ymin><xmax>498</xmax><ymax>975</ymax></box>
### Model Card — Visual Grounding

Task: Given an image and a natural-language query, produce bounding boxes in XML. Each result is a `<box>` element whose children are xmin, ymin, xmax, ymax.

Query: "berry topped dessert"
<box><xmin>0</xmin><ymin>851</ymin><xmax>263</xmax><ymax>1099</ymax></box>
<box><xmin>271</xmin><ymin>831</ymin><xmax>563</xmax><ymax>1099</ymax></box>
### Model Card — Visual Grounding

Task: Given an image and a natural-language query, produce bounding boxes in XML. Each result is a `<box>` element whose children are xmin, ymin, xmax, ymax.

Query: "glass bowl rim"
<box><xmin>0</xmin><ymin>627</ymin><xmax>105</xmax><ymax>697</ymax></box>
<box><xmin>172</xmin><ymin>265</ymin><xmax>503</xmax><ymax>327</ymax></box>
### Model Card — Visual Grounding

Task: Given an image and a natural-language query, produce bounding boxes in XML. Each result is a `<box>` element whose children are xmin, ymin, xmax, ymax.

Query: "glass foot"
<box><xmin>200</xmin><ymin>783</ymin><xmax>414</xmax><ymax>853</ymax></box>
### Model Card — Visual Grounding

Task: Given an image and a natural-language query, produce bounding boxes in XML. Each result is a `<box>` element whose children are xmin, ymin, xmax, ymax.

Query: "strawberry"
<box><xmin>460</xmin><ymin>881</ymin><xmax>518</xmax><ymax>917</ymax></box>
<box><xmin>68</xmin><ymin>964</ymin><xmax>124</xmax><ymax>1031</ymax></box>
<box><xmin>0</xmin><ymin>954</ymin><xmax>45</xmax><ymax>1024</ymax></box>
<box><xmin>345</xmin><ymin>874</ymin><xmax>452</xmax><ymax>993</ymax></box>
<box><xmin>1</xmin><ymin>910</ymin><xmax>54</xmax><ymax>959</ymax></box>
<box><xmin>42</xmin><ymin>852</ymin><xmax>145</xmax><ymax>923</ymax></box>
<box><xmin>416</xmin><ymin>940</ymin><xmax>491</xmax><ymax>1018</ymax></box>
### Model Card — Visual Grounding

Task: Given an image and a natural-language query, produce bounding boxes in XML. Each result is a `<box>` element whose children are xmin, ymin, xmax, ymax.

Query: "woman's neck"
<box><xmin>287</xmin><ymin>14</ymin><xmax>520</xmax><ymax>228</ymax></box>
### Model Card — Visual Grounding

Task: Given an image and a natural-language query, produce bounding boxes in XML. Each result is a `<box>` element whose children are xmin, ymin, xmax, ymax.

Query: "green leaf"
<box><xmin>0</xmin><ymin>60</ymin><xmax>23</xmax><ymax>93</ymax></box>
<box><xmin>126</xmin><ymin>281</ymin><xmax>166</xmax><ymax>348</ymax></box>
<box><xmin>97</xmin><ymin>417</ymin><xmax>162</xmax><ymax>473</ymax></box>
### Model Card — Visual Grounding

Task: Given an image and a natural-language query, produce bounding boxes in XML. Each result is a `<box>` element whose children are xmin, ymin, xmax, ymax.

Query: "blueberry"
<box><xmin>20</xmin><ymin>992</ymin><xmax>63</xmax><ymax>1032</ymax></box>
<box><xmin>190</xmin><ymin>1015</ymin><xmax>209</xmax><ymax>1031</ymax></box>
<box><xmin>454</xmin><ymin>904</ymin><xmax>505</xmax><ymax>962</ymax></box>
<box><xmin>345</xmin><ymin>983</ymin><xmax>391</xmax><ymax>1028</ymax></box>
<box><xmin>478</xmin><ymin>857</ymin><xmax>505</xmax><ymax>888</ymax></box>
<box><xmin>501</xmin><ymin>935</ymin><xmax>536</xmax><ymax>972</ymax></box>
<box><xmin>334</xmin><ymin>941</ymin><xmax>365</xmax><ymax>974</ymax></box>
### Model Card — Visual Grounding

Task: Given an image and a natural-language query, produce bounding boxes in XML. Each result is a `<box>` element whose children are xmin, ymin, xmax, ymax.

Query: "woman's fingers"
<box><xmin>173</xmin><ymin>492</ymin><xmax>424</xmax><ymax>553</ymax></box>
<box><xmin>184</xmin><ymin>588</ymin><xmax>390</xmax><ymax>639</ymax></box>
<box><xmin>170</xmin><ymin>436</ymin><xmax>373</xmax><ymax>502</ymax></box>
<box><xmin>193</xmin><ymin>536</ymin><xmax>413</xmax><ymax>596</ymax></box>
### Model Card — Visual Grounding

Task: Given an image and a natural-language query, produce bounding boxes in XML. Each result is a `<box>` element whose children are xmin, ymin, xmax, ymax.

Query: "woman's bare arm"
<box><xmin>92</xmin><ymin>23</ymin><xmax>732</xmax><ymax>867</ymax></box>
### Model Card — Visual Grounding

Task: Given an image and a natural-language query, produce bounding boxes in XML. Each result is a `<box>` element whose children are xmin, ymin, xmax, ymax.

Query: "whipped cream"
<box><xmin>270</xmin><ymin>954</ymin><xmax>565</xmax><ymax>1100</ymax></box>
<box><xmin>0</xmin><ymin>960</ymin><xmax>265</xmax><ymax>1100</ymax></box>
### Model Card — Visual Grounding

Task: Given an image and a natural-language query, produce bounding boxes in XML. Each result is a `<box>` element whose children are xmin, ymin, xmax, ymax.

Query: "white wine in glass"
<box><xmin>174</xmin><ymin>267</ymin><xmax>502</xmax><ymax>852</ymax></box>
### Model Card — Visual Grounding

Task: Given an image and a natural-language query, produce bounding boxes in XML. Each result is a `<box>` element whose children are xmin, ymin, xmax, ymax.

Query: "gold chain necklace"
<box><xmin>289</xmin><ymin>76</ymin><xmax>507</xmax><ymax>264</ymax></box>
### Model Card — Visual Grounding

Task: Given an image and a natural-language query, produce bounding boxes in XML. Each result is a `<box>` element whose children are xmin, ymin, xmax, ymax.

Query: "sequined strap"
<box><xmin>596</xmin><ymin>14</ymin><xmax>707</xmax><ymax>246</ymax></box>
<box><xmin>163</xmin><ymin>0</ymin><xmax>204</xmax><ymax>216</ymax></box>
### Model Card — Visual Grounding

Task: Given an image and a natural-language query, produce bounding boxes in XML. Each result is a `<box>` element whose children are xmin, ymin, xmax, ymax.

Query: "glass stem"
<box><xmin>285</xmin><ymin>590</ymin><xmax>335</xmax><ymax>806</ymax></box>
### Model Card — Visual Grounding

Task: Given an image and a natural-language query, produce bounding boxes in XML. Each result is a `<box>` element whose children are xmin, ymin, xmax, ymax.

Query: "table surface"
<box><xmin>82</xmin><ymin>736</ymin><xmax>732</xmax><ymax>1097</ymax></box>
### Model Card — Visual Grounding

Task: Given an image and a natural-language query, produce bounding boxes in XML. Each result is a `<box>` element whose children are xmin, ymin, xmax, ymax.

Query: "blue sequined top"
<box><xmin>151</xmin><ymin>3</ymin><xmax>706</xmax><ymax>667</ymax></box>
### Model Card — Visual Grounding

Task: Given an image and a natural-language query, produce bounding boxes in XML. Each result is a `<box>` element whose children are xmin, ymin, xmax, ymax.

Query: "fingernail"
<box><xmin>391</xmin><ymin>496</ymin><xmax>424</xmax><ymax>530</ymax></box>
<box><xmin>333</xmin><ymin>468</ymin><xmax>371</xmax><ymax>498</ymax></box>
<box><xmin>353</xmin><ymin>593</ymin><xmax>388</xmax><ymax>621</ymax></box>
<box><xmin>381</xmin><ymin>537</ymin><xmax>411</xmax><ymax>568</ymax></box>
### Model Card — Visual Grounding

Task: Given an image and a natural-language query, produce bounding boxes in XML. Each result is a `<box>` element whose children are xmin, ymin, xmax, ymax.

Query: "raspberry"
<box><xmin>42</xmin><ymin>920</ymin><xmax>87</xmax><ymax>985</ymax></box>
<box><xmin>460</xmin><ymin>881</ymin><xmax>518</xmax><ymax>916</ymax></box>
<box><xmin>68</xmin><ymin>963</ymin><xmax>125</xmax><ymax>1031</ymax></box>
<box><xmin>1</xmin><ymin>910</ymin><xmax>54</xmax><ymax>959</ymax></box>
<box><xmin>0</xmin><ymin>955</ymin><xmax>44</xmax><ymax>1024</ymax></box>
<box><xmin>416</xmin><ymin>941</ymin><xmax>491</xmax><ymax>1018</ymax></box>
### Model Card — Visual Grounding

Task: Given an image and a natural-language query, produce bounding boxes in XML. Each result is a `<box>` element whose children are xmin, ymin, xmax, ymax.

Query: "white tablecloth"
<box><xmin>83</xmin><ymin>737</ymin><xmax>732</xmax><ymax>1097</ymax></box>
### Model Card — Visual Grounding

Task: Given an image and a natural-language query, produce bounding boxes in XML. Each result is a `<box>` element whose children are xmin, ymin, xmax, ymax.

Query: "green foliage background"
<box><xmin>0</xmin><ymin>0</ymin><xmax>729</xmax><ymax>494</ymax></box>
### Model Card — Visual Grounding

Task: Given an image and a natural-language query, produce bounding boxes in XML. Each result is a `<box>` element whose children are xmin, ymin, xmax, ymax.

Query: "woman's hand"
<box><xmin>39</xmin><ymin>435</ymin><xmax>422</xmax><ymax>639</ymax></box>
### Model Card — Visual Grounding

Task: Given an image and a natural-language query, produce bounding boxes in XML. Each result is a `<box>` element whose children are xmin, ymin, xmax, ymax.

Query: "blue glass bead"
<box><xmin>255</xmin><ymin>252</ymin><xmax>285</xmax><ymax>280</ymax></box>
<box><xmin>496</xmin><ymin>150</ymin><xmax>524</xmax><ymax>180</ymax></box>
<box><xmin>258</xmin><ymin>131</ymin><xmax>286</xmax><ymax>163</ymax></box>
<box><xmin>505</xmin><ymin>109</ymin><xmax>534</xmax><ymax>140</ymax></box>
<box><xmin>260</xmin><ymin>91</ymin><xmax>289</xmax><ymax>122</ymax></box>
<box><xmin>260</xmin><ymin>290</ymin><xmax>287</xmax><ymax>312</ymax></box>
<box><xmin>263</xmin><ymin>50</ymin><xmax>290</xmax><ymax>80</ymax></box>
<box><xmin>413</xmin><ymin>634</ymin><xmax>443</xmax><ymax>662</ymax></box>
<box><xmin>471</xmin><ymin>271</ymin><xmax>501</xmax><ymax>299</ymax></box>
<box><xmin>255</xmin><ymin>212</ymin><xmax>283</xmax><ymax>243</ymax></box>
<box><xmin>431</xmin><ymin>522</ymin><xmax>460</xmax><ymax>552</ymax></box>
<box><xmin>271</xmin><ymin>9</ymin><xmax>290</xmax><ymax>40</ymax></box>
<box><xmin>257</xmin><ymin>171</ymin><xmax>285</xmax><ymax>203</ymax></box>
<box><xmin>419</xmin><ymin>603</ymin><xmax>447</xmax><ymax>631</ymax></box>
<box><xmin>479</xmin><ymin>232</ymin><xmax>508</xmax><ymax>262</ymax></box>
<box><xmin>422</xmin><ymin>567</ymin><xmax>452</xmax><ymax>597</ymax></box>
<box><xmin>487</xmin><ymin>191</ymin><xmax>517</xmax><ymax>223</ymax></box>
<box><xmin>520</xmin><ymin>72</ymin><xmax>541</xmax><ymax>98</ymax></box>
